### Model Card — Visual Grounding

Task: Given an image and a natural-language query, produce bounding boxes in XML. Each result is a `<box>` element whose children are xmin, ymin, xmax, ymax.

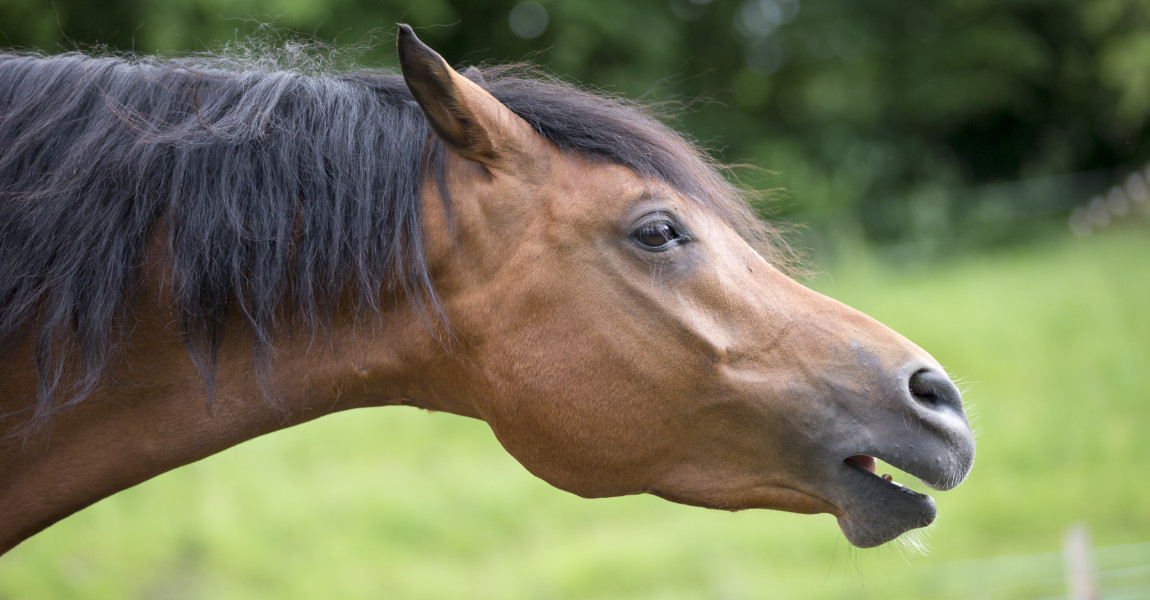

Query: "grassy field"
<box><xmin>1</xmin><ymin>228</ymin><xmax>1147</xmax><ymax>599</ymax></box>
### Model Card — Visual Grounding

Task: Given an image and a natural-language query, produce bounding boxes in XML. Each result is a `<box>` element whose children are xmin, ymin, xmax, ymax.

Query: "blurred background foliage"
<box><xmin>3</xmin><ymin>0</ymin><xmax>1150</xmax><ymax>261</ymax></box>
<box><xmin>2</xmin><ymin>1</ymin><xmax>1149</xmax><ymax>598</ymax></box>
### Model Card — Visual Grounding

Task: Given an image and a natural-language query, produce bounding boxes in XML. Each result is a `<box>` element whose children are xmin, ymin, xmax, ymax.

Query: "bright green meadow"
<box><xmin>1</xmin><ymin>228</ymin><xmax>1147</xmax><ymax>599</ymax></box>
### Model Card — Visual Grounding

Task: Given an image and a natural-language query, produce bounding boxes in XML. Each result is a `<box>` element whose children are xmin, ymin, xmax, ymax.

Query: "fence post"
<box><xmin>1063</xmin><ymin>523</ymin><xmax>1098</xmax><ymax>600</ymax></box>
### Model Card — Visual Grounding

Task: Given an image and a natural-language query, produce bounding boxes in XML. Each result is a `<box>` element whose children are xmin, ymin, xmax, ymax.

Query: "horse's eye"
<box><xmin>633</xmin><ymin>220</ymin><xmax>683</xmax><ymax>250</ymax></box>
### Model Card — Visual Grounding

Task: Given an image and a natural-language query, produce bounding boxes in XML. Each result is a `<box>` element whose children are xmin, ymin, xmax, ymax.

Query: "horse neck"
<box><xmin>0</xmin><ymin>276</ymin><xmax>472</xmax><ymax>554</ymax></box>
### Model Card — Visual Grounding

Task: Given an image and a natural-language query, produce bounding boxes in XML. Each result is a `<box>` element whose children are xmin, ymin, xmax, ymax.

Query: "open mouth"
<box><xmin>845</xmin><ymin>454</ymin><xmax>921</xmax><ymax>491</ymax></box>
<box><xmin>834</xmin><ymin>453</ymin><xmax>940</xmax><ymax>548</ymax></box>
<box><xmin>845</xmin><ymin>454</ymin><xmax>878</xmax><ymax>475</ymax></box>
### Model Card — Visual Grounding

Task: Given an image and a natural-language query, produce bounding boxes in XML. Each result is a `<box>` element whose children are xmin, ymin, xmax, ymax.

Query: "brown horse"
<box><xmin>0</xmin><ymin>25</ymin><xmax>974</xmax><ymax>553</ymax></box>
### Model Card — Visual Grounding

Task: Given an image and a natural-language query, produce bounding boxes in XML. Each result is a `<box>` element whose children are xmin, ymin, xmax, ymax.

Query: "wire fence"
<box><xmin>900</xmin><ymin>527</ymin><xmax>1150</xmax><ymax>599</ymax></box>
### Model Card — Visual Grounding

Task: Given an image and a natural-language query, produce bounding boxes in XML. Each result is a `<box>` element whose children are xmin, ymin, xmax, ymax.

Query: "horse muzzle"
<box><xmin>824</xmin><ymin>362</ymin><xmax>976</xmax><ymax>548</ymax></box>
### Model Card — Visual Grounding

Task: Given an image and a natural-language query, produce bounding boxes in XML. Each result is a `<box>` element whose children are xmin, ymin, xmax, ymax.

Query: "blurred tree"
<box><xmin>1</xmin><ymin>0</ymin><xmax>1148</xmax><ymax>257</ymax></box>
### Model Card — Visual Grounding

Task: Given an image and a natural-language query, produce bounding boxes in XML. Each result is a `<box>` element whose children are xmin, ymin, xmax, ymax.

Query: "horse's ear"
<box><xmin>397</xmin><ymin>24</ymin><xmax>508</xmax><ymax>164</ymax></box>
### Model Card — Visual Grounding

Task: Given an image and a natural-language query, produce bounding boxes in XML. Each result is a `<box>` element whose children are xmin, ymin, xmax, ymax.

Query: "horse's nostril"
<box><xmin>908</xmin><ymin>368</ymin><xmax>962</xmax><ymax>413</ymax></box>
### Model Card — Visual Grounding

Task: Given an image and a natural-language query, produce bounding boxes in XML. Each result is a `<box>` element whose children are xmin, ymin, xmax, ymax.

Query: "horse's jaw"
<box><xmin>831</xmin><ymin>459</ymin><xmax>944</xmax><ymax>548</ymax></box>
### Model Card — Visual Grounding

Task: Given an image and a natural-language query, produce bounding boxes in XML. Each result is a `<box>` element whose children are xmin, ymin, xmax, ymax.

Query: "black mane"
<box><xmin>0</xmin><ymin>49</ymin><xmax>789</xmax><ymax>425</ymax></box>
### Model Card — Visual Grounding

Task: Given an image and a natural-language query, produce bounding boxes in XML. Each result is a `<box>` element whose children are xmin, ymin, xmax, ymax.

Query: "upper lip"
<box><xmin>842</xmin><ymin>453</ymin><xmax>937</xmax><ymax>500</ymax></box>
<box><xmin>845</xmin><ymin>444</ymin><xmax>967</xmax><ymax>492</ymax></box>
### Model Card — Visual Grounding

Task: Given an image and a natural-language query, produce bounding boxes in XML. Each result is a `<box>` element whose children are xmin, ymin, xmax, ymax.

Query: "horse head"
<box><xmin>396</xmin><ymin>25</ymin><xmax>974</xmax><ymax>548</ymax></box>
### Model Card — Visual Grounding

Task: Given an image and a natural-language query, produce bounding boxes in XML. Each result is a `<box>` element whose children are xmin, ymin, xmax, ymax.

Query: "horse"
<box><xmin>0</xmin><ymin>25</ymin><xmax>974</xmax><ymax>554</ymax></box>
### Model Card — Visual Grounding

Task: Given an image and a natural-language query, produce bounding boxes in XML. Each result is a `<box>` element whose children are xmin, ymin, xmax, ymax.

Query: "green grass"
<box><xmin>2</xmin><ymin>228</ymin><xmax>1148</xmax><ymax>599</ymax></box>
